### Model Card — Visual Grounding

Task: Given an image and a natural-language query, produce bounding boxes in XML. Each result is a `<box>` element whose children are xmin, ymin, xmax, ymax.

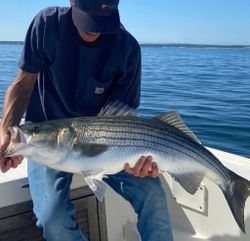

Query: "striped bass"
<box><xmin>2</xmin><ymin>103</ymin><xmax>250</xmax><ymax>233</ymax></box>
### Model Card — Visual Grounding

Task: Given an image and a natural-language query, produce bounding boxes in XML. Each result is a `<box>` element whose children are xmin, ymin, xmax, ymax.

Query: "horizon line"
<box><xmin>0</xmin><ymin>40</ymin><xmax>249</xmax><ymax>47</ymax></box>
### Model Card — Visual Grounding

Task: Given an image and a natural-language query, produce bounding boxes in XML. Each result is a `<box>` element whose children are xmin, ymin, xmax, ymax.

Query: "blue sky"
<box><xmin>0</xmin><ymin>0</ymin><xmax>249</xmax><ymax>44</ymax></box>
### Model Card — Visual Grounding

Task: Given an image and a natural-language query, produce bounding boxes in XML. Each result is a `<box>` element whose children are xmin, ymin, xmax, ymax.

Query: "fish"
<box><xmin>1</xmin><ymin>102</ymin><xmax>250</xmax><ymax>233</ymax></box>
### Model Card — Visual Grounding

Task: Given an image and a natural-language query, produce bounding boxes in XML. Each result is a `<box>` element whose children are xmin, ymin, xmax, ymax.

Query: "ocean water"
<box><xmin>0</xmin><ymin>43</ymin><xmax>249</xmax><ymax>158</ymax></box>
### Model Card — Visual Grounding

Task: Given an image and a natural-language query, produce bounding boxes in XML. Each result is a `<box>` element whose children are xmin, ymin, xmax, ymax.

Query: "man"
<box><xmin>0</xmin><ymin>1</ymin><xmax>173</xmax><ymax>240</ymax></box>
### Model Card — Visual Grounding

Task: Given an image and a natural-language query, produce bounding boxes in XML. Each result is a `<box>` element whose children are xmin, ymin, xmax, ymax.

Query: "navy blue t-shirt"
<box><xmin>18</xmin><ymin>7</ymin><xmax>141</xmax><ymax>122</ymax></box>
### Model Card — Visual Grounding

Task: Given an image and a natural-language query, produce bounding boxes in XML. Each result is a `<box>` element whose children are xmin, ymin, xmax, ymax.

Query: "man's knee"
<box><xmin>36</xmin><ymin>207</ymin><xmax>77</xmax><ymax>240</ymax></box>
<box><xmin>35</xmin><ymin>198</ymin><xmax>74</xmax><ymax>227</ymax></box>
<box><xmin>36</xmin><ymin>204</ymin><xmax>62</xmax><ymax>227</ymax></box>
<box><xmin>41</xmin><ymin>217</ymin><xmax>64</xmax><ymax>239</ymax></box>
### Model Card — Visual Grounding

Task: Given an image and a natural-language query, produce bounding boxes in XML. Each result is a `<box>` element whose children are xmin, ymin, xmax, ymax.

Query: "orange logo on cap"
<box><xmin>101</xmin><ymin>4</ymin><xmax>108</xmax><ymax>10</ymax></box>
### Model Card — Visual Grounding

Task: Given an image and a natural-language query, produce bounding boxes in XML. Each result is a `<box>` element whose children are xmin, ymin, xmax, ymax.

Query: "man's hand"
<box><xmin>0</xmin><ymin>129</ymin><xmax>23</xmax><ymax>173</ymax></box>
<box><xmin>124</xmin><ymin>156</ymin><xmax>159</xmax><ymax>178</ymax></box>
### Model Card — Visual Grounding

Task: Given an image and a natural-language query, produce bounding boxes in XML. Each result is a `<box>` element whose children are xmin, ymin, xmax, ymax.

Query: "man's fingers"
<box><xmin>1</xmin><ymin>159</ymin><xmax>13</xmax><ymax>173</ymax></box>
<box><xmin>140</xmin><ymin>156</ymin><xmax>152</xmax><ymax>177</ymax></box>
<box><xmin>11</xmin><ymin>156</ymin><xmax>23</xmax><ymax>164</ymax></box>
<box><xmin>149</xmin><ymin>162</ymin><xmax>159</xmax><ymax>177</ymax></box>
<box><xmin>133</xmin><ymin>156</ymin><xmax>146</xmax><ymax>176</ymax></box>
<box><xmin>12</xmin><ymin>161</ymin><xmax>19</xmax><ymax>169</ymax></box>
<box><xmin>124</xmin><ymin>157</ymin><xmax>146</xmax><ymax>176</ymax></box>
<box><xmin>11</xmin><ymin>156</ymin><xmax>23</xmax><ymax>168</ymax></box>
<box><xmin>124</xmin><ymin>156</ymin><xmax>159</xmax><ymax>178</ymax></box>
<box><xmin>124</xmin><ymin>163</ymin><xmax>134</xmax><ymax>174</ymax></box>
<box><xmin>0</xmin><ymin>155</ymin><xmax>23</xmax><ymax>173</ymax></box>
<box><xmin>0</xmin><ymin>130</ymin><xmax>11</xmax><ymax>172</ymax></box>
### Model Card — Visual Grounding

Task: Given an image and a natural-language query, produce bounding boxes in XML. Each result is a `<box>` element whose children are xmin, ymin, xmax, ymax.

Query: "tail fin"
<box><xmin>223</xmin><ymin>170</ymin><xmax>250</xmax><ymax>233</ymax></box>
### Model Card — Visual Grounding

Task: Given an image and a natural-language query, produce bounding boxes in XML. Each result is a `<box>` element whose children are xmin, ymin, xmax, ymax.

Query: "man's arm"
<box><xmin>0</xmin><ymin>70</ymin><xmax>38</xmax><ymax>173</ymax></box>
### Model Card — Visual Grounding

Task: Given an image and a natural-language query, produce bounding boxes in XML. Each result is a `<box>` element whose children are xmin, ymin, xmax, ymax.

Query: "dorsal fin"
<box><xmin>153</xmin><ymin>111</ymin><xmax>201</xmax><ymax>143</ymax></box>
<box><xmin>98</xmin><ymin>101</ymin><xmax>137</xmax><ymax>117</ymax></box>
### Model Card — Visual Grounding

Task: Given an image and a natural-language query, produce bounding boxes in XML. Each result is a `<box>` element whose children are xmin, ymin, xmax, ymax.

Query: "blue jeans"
<box><xmin>28</xmin><ymin>161</ymin><xmax>173</xmax><ymax>241</ymax></box>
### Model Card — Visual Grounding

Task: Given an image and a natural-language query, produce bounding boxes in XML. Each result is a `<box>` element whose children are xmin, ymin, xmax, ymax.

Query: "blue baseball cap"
<box><xmin>72</xmin><ymin>0</ymin><xmax>120</xmax><ymax>33</ymax></box>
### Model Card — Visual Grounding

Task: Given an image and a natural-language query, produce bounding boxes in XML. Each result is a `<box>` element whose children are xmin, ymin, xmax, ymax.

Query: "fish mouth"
<box><xmin>1</xmin><ymin>126</ymin><xmax>29</xmax><ymax>158</ymax></box>
<box><xmin>1</xmin><ymin>143</ymin><xmax>26</xmax><ymax>157</ymax></box>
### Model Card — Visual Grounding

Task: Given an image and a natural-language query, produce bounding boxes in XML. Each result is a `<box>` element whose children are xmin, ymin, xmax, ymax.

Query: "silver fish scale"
<box><xmin>70</xmin><ymin>116</ymin><xmax>231</xmax><ymax>181</ymax></box>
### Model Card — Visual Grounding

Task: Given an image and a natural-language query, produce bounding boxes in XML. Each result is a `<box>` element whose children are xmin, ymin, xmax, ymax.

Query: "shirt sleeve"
<box><xmin>109</xmin><ymin>41</ymin><xmax>141</xmax><ymax>109</ymax></box>
<box><xmin>18</xmin><ymin>11</ymin><xmax>46</xmax><ymax>73</ymax></box>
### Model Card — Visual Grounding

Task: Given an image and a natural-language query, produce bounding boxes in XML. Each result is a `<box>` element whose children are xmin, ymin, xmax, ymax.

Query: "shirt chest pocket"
<box><xmin>76</xmin><ymin>76</ymin><xmax>113</xmax><ymax>114</ymax></box>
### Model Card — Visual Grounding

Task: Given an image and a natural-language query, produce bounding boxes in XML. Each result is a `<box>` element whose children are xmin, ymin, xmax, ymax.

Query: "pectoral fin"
<box><xmin>73</xmin><ymin>143</ymin><xmax>108</xmax><ymax>157</ymax></box>
<box><xmin>171</xmin><ymin>171</ymin><xmax>205</xmax><ymax>195</ymax></box>
<box><xmin>83</xmin><ymin>169</ymin><xmax>108</xmax><ymax>201</ymax></box>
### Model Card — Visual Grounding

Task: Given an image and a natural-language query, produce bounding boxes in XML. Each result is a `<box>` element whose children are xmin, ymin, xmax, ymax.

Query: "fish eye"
<box><xmin>31</xmin><ymin>126</ymin><xmax>39</xmax><ymax>133</ymax></box>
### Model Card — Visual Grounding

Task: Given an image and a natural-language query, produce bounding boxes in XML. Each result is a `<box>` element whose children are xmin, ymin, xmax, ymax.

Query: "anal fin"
<box><xmin>171</xmin><ymin>171</ymin><xmax>205</xmax><ymax>195</ymax></box>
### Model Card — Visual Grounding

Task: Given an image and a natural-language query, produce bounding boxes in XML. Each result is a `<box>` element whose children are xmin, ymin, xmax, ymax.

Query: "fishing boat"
<box><xmin>0</xmin><ymin>147</ymin><xmax>249</xmax><ymax>241</ymax></box>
